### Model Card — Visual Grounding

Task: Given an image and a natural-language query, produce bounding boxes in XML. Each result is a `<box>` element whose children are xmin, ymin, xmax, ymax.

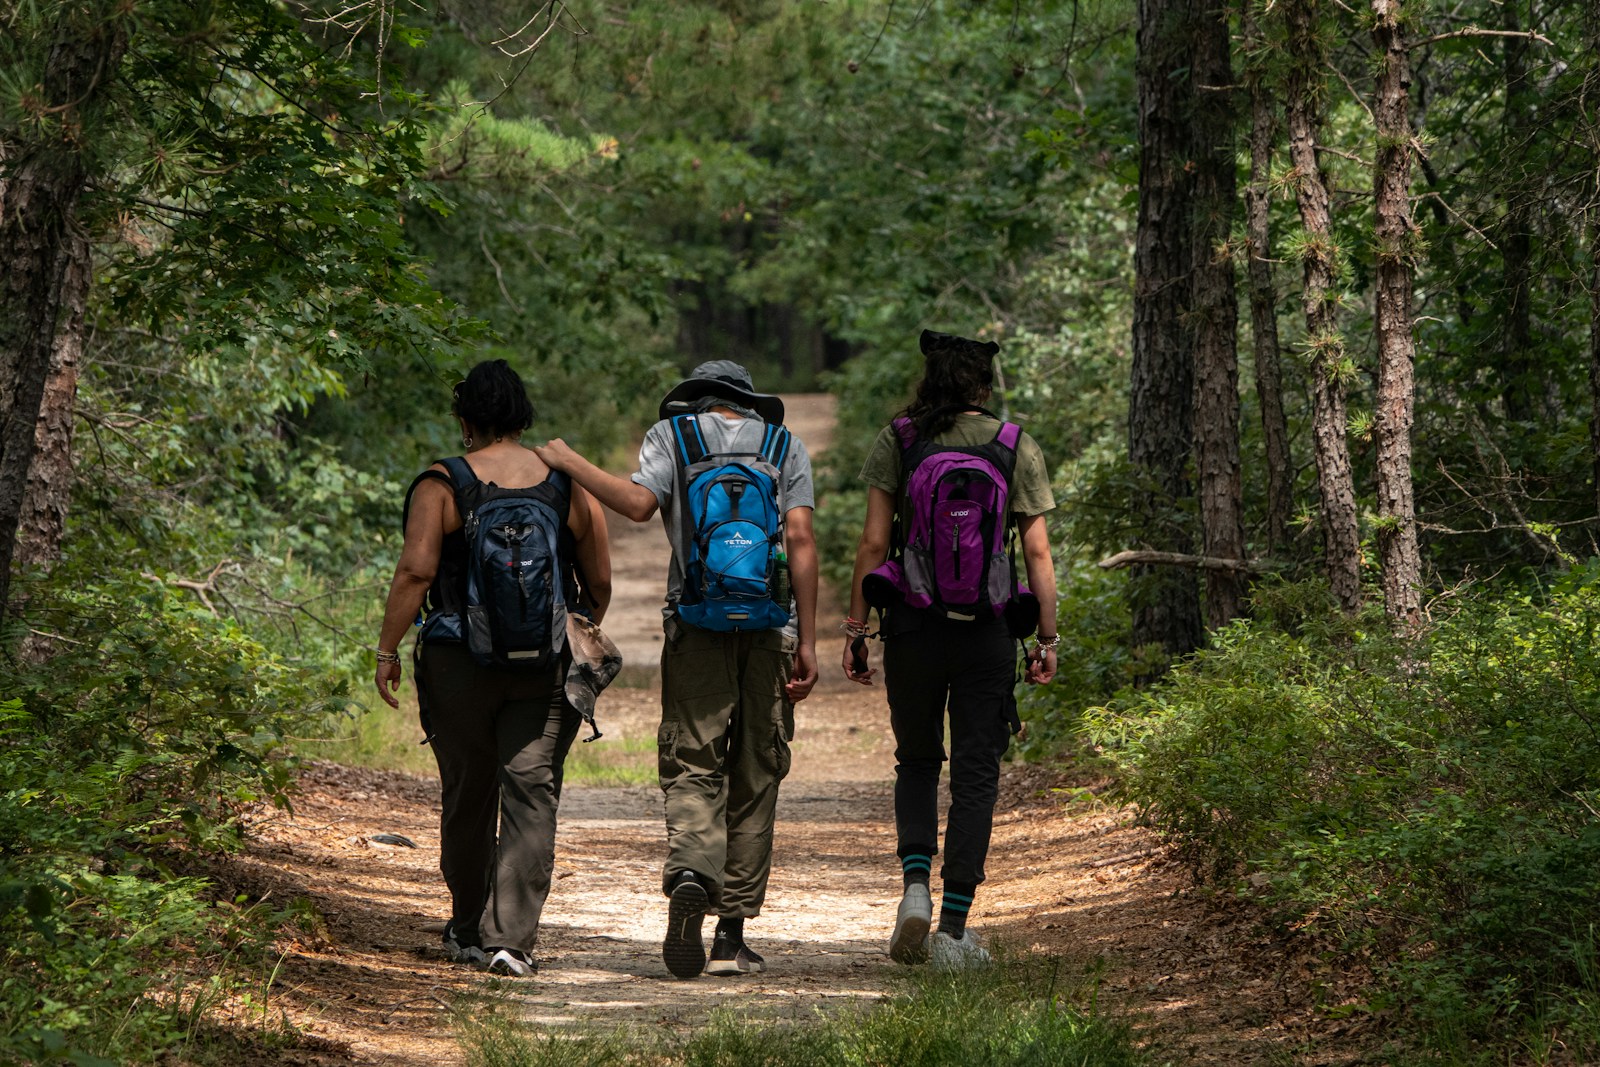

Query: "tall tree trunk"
<box><xmin>1129</xmin><ymin>0</ymin><xmax>1203</xmax><ymax>658</ymax></box>
<box><xmin>1371</xmin><ymin>0</ymin><xmax>1423</xmax><ymax>628</ymax></box>
<box><xmin>1283</xmin><ymin>0</ymin><xmax>1362</xmax><ymax>612</ymax></box>
<box><xmin>0</xmin><ymin>15</ymin><xmax>125</xmax><ymax>616</ymax></box>
<box><xmin>1590</xmin><ymin>233</ymin><xmax>1600</xmax><ymax>524</ymax></box>
<box><xmin>1190</xmin><ymin>0</ymin><xmax>1244</xmax><ymax>629</ymax></box>
<box><xmin>1242</xmin><ymin>1</ymin><xmax>1293</xmax><ymax>555</ymax></box>
<box><xmin>17</xmin><ymin>233</ymin><xmax>90</xmax><ymax>573</ymax></box>
<box><xmin>1500</xmin><ymin>0</ymin><xmax>1536</xmax><ymax>424</ymax></box>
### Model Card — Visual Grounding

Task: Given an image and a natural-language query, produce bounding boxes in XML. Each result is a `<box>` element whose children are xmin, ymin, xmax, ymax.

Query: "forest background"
<box><xmin>3</xmin><ymin>0</ymin><xmax>1600</xmax><ymax>1062</ymax></box>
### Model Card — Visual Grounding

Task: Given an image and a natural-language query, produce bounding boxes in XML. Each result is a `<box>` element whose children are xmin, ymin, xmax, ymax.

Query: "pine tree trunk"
<box><xmin>0</xmin><ymin>17</ymin><xmax>124</xmax><ymax>616</ymax></box>
<box><xmin>1284</xmin><ymin>0</ymin><xmax>1362</xmax><ymax>613</ymax></box>
<box><xmin>1242</xmin><ymin>2</ymin><xmax>1293</xmax><ymax>555</ymax></box>
<box><xmin>1371</xmin><ymin>0</ymin><xmax>1423</xmax><ymax>628</ymax></box>
<box><xmin>1190</xmin><ymin>0</ymin><xmax>1245</xmax><ymax>630</ymax></box>
<box><xmin>1129</xmin><ymin>0</ymin><xmax>1203</xmax><ymax>658</ymax></box>
<box><xmin>17</xmin><ymin>232</ymin><xmax>90</xmax><ymax>573</ymax></box>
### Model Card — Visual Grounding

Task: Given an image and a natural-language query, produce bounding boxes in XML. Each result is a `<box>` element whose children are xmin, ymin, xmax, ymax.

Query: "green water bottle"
<box><xmin>772</xmin><ymin>548</ymin><xmax>791</xmax><ymax>606</ymax></box>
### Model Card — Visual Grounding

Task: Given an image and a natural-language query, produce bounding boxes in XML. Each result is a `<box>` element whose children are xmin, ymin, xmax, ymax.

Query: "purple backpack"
<box><xmin>865</xmin><ymin>412</ymin><xmax>1036</xmax><ymax>632</ymax></box>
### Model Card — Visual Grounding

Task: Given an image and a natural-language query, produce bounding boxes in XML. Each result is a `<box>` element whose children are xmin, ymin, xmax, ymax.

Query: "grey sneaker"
<box><xmin>929</xmin><ymin>929</ymin><xmax>992</xmax><ymax>971</ymax></box>
<box><xmin>705</xmin><ymin>929</ymin><xmax>765</xmax><ymax>976</ymax></box>
<box><xmin>662</xmin><ymin>872</ymin><xmax>710</xmax><ymax>979</ymax></box>
<box><xmin>486</xmin><ymin>947</ymin><xmax>536</xmax><ymax>977</ymax></box>
<box><xmin>443</xmin><ymin>923</ymin><xmax>487</xmax><ymax>966</ymax></box>
<box><xmin>889</xmin><ymin>883</ymin><xmax>932</xmax><ymax>964</ymax></box>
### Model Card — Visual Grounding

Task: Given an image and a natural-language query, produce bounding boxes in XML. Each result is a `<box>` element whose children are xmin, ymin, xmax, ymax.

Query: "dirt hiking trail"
<box><xmin>230</xmin><ymin>396</ymin><xmax>1372</xmax><ymax>1065</ymax></box>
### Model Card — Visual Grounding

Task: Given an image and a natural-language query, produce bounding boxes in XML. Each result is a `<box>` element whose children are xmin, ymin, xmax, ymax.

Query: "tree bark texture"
<box><xmin>1591</xmin><ymin>228</ymin><xmax>1600</xmax><ymax>524</ymax></box>
<box><xmin>1189</xmin><ymin>0</ymin><xmax>1245</xmax><ymax>630</ymax></box>
<box><xmin>1130</xmin><ymin>0</ymin><xmax>1204</xmax><ymax>658</ymax></box>
<box><xmin>1242</xmin><ymin>2</ymin><xmax>1293</xmax><ymax>555</ymax></box>
<box><xmin>1283</xmin><ymin>0</ymin><xmax>1363</xmax><ymax>613</ymax></box>
<box><xmin>1371</xmin><ymin>0</ymin><xmax>1424</xmax><ymax>628</ymax></box>
<box><xmin>0</xmin><ymin>14</ymin><xmax>124</xmax><ymax>615</ymax></box>
<box><xmin>17</xmin><ymin>232</ymin><xmax>89</xmax><ymax>572</ymax></box>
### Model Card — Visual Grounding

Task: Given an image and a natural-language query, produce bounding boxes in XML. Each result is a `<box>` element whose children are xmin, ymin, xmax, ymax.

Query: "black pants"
<box><xmin>416</xmin><ymin>644</ymin><xmax>580</xmax><ymax>954</ymax></box>
<box><xmin>882</xmin><ymin>612</ymin><xmax>1016</xmax><ymax>887</ymax></box>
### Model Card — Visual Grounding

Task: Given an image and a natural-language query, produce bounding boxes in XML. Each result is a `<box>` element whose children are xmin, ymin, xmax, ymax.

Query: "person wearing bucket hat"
<box><xmin>842</xmin><ymin>329</ymin><xmax>1059</xmax><ymax>971</ymax></box>
<box><xmin>536</xmin><ymin>360</ymin><xmax>818</xmax><ymax>980</ymax></box>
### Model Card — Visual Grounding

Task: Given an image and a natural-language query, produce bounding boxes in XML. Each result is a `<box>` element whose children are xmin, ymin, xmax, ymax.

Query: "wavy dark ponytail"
<box><xmin>452</xmin><ymin>359</ymin><xmax>535</xmax><ymax>440</ymax></box>
<box><xmin>900</xmin><ymin>330</ymin><xmax>999</xmax><ymax>438</ymax></box>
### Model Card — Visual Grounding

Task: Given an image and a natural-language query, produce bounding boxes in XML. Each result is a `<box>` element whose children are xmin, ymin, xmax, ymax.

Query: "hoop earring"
<box><xmin>461</xmin><ymin>435</ymin><xmax>473</xmax><ymax>450</ymax></box>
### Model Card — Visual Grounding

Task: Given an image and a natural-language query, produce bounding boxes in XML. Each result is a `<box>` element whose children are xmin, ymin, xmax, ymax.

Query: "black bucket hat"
<box><xmin>658</xmin><ymin>360</ymin><xmax>785</xmax><ymax>424</ymax></box>
<box><xmin>920</xmin><ymin>329</ymin><xmax>999</xmax><ymax>360</ymax></box>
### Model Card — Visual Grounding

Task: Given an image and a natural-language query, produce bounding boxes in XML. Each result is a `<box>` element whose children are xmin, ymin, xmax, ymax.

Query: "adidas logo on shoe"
<box><xmin>705</xmin><ymin>929</ymin><xmax>765</xmax><ymax>976</ymax></box>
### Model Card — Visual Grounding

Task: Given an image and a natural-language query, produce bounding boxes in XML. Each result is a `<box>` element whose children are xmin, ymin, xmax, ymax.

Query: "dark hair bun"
<box><xmin>452</xmin><ymin>359</ymin><xmax>534</xmax><ymax>439</ymax></box>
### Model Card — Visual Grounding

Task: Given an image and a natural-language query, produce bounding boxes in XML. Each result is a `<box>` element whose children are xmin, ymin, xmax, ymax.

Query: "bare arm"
<box><xmin>843</xmin><ymin>487</ymin><xmax>895</xmax><ymax>684</ymax></box>
<box><xmin>535</xmin><ymin>438</ymin><xmax>659</xmax><ymax>524</ymax></box>
<box><xmin>784</xmin><ymin>506</ymin><xmax>819</xmax><ymax>702</ymax></box>
<box><xmin>1018</xmin><ymin>512</ymin><xmax>1058</xmax><ymax>684</ymax></box>
<box><xmin>374</xmin><ymin>478</ymin><xmax>449</xmax><ymax>708</ymax></box>
<box><xmin>570</xmin><ymin>483</ymin><xmax>613</xmax><ymax>623</ymax></box>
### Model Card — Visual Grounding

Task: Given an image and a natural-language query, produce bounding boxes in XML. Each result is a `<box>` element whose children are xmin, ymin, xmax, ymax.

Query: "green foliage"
<box><xmin>1088</xmin><ymin>574</ymin><xmax>1600</xmax><ymax>1053</ymax></box>
<box><xmin>1</xmin><ymin>574</ymin><xmax>343</xmax><ymax>1063</ymax></box>
<box><xmin>457</xmin><ymin>951</ymin><xmax>1142</xmax><ymax>1067</ymax></box>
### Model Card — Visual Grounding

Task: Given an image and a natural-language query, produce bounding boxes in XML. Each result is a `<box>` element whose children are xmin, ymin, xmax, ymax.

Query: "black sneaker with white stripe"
<box><xmin>662</xmin><ymin>871</ymin><xmax>710</xmax><ymax>979</ymax></box>
<box><xmin>705</xmin><ymin>928</ymin><xmax>765</xmax><ymax>976</ymax></box>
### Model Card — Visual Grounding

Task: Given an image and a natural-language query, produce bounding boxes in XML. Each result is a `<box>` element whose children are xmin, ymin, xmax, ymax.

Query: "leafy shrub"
<box><xmin>1</xmin><ymin>578</ymin><xmax>346</xmax><ymax>1064</ymax></box>
<box><xmin>1087</xmin><ymin>573</ymin><xmax>1600</xmax><ymax>1052</ymax></box>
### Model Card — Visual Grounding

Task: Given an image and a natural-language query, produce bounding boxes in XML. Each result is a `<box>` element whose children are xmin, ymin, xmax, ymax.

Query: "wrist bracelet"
<box><xmin>375</xmin><ymin>649</ymin><xmax>402</xmax><ymax>664</ymax></box>
<box><xmin>840</xmin><ymin>616</ymin><xmax>869</xmax><ymax>637</ymax></box>
<box><xmin>1034</xmin><ymin>634</ymin><xmax>1060</xmax><ymax>652</ymax></box>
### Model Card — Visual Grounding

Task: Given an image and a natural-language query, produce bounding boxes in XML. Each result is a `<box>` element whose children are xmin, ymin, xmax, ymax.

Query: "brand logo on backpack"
<box><xmin>671</xmin><ymin>415</ymin><xmax>792</xmax><ymax>633</ymax></box>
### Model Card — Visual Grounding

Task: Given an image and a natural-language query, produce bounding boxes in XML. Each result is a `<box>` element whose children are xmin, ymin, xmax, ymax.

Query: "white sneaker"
<box><xmin>929</xmin><ymin>929</ymin><xmax>992</xmax><ymax>971</ymax></box>
<box><xmin>889</xmin><ymin>884</ymin><xmax>932</xmax><ymax>964</ymax></box>
<box><xmin>486</xmin><ymin>947</ymin><xmax>536</xmax><ymax>977</ymax></box>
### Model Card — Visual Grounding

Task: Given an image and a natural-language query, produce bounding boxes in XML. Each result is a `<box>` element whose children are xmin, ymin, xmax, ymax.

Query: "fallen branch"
<box><xmin>1097</xmin><ymin>550</ymin><xmax>1273</xmax><ymax>573</ymax></box>
<box><xmin>1087</xmin><ymin>848</ymin><xmax>1157</xmax><ymax>869</ymax></box>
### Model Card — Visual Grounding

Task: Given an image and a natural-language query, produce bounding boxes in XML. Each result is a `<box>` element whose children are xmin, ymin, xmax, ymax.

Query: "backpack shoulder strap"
<box><xmin>670</xmin><ymin>414</ymin><xmax>708</xmax><ymax>466</ymax></box>
<box><xmin>995</xmin><ymin>422</ymin><xmax>1022</xmax><ymax>452</ymax></box>
<box><xmin>891</xmin><ymin>416</ymin><xmax>917</xmax><ymax>451</ymax></box>
<box><xmin>759</xmin><ymin>423</ymin><xmax>792</xmax><ymax>469</ymax></box>
<box><xmin>402</xmin><ymin>461</ymin><xmax>467</xmax><ymax>531</ymax></box>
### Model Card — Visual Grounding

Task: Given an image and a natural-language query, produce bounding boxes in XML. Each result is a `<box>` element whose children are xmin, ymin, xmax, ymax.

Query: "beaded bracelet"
<box><xmin>840</xmin><ymin>616</ymin><xmax>870</xmax><ymax>637</ymax></box>
<box><xmin>375</xmin><ymin>649</ymin><xmax>402</xmax><ymax>665</ymax></box>
<box><xmin>1034</xmin><ymin>634</ymin><xmax>1060</xmax><ymax>652</ymax></box>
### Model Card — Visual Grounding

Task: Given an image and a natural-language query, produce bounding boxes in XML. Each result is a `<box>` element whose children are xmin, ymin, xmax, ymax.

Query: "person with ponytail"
<box><xmin>843</xmin><ymin>330</ymin><xmax>1058</xmax><ymax>969</ymax></box>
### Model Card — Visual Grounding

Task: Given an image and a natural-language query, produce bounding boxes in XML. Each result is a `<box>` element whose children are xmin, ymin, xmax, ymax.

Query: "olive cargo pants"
<box><xmin>657</xmin><ymin>617</ymin><xmax>795</xmax><ymax>917</ymax></box>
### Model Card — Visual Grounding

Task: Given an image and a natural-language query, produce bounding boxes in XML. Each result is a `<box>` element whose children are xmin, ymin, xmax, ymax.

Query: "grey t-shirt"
<box><xmin>632</xmin><ymin>412</ymin><xmax>815</xmax><ymax>633</ymax></box>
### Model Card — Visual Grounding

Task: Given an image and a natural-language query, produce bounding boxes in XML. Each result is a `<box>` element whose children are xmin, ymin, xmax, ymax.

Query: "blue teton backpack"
<box><xmin>415</xmin><ymin>457</ymin><xmax>571</xmax><ymax>668</ymax></box>
<box><xmin>671</xmin><ymin>414</ymin><xmax>791</xmax><ymax>632</ymax></box>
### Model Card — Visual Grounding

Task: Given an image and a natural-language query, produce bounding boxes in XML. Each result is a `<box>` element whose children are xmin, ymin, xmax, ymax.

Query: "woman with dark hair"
<box><xmin>373</xmin><ymin>358</ymin><xmax>611</xmax><ymax>977</ymax></box>
<box><xmin>842</xmin><ymin>330</ymin><xmax>1058</xmax><ymax>970</ymax></box>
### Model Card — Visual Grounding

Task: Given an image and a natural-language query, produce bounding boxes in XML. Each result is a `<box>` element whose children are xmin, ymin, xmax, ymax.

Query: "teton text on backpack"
<box><xmin>671</xmin><ymin>415</ymin><xmax>791</xmax><ymax>632</ymax></box>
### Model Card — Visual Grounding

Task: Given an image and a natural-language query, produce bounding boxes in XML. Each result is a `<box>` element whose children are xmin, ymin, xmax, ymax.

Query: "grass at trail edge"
<box><xmin>457</xmin><ymin>949</ymin><xmax>1147</xmax><ymax>1067</ymax></box>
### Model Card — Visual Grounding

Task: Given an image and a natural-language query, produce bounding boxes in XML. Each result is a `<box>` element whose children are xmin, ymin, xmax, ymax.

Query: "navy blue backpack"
<box><xmin>420</xmin><ymin>457</ymin><xmax>570</xmax><ymax>668</ymax></box>
<box><xmin>670</xmin><ymin>415</ymin><xmax>791</xmax><ymax>632</ymax></box>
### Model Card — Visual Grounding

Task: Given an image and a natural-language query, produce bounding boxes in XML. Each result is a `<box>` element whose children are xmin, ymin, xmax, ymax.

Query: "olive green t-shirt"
<box><xmin>857</xmin><ymin>412</ymin><xmax>1055</xmax><ymax>516</ymax></box>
